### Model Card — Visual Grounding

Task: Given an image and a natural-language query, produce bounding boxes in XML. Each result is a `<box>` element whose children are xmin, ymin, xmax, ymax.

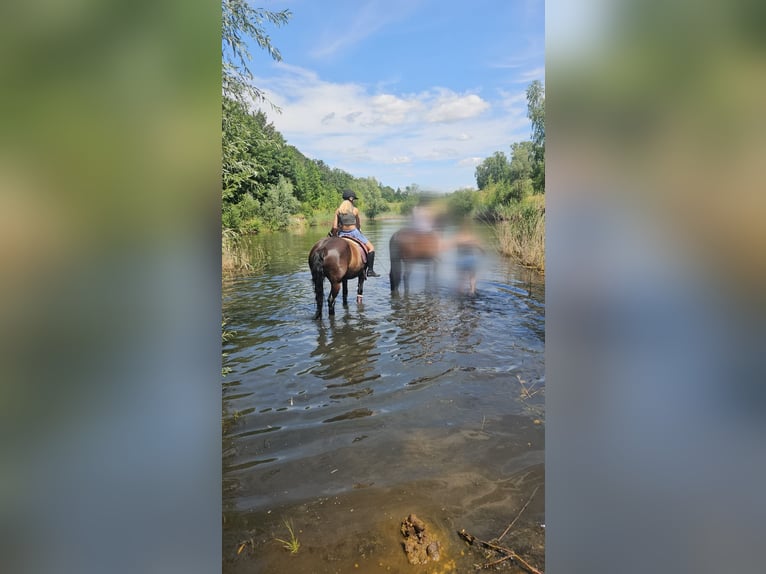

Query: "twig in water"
<box><xmin>516</xmin><ymin>374</ymin><xmax>541</xmax><ymax>399</ymax></box>
<box><xmin>497</xmin><ymin>485</ymin><xmax>540</xmax><ymax>542</ymax></box>
<box><xmin>458</xmin><ymin>529</ymin><xmax>543</xmax><ymax>574</ymax></box>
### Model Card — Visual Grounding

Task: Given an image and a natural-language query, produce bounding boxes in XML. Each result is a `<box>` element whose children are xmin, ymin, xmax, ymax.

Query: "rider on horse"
<box><xmin>331</xmin><ymin>190</ymin><xmax>381</xmax><ymax>277</ymax></box>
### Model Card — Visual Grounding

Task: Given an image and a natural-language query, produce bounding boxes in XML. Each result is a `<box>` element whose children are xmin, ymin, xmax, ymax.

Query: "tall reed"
<box><xmin>222</xmin><ymin>229</ymin><xmax>268</xmax><ymax>275</ymax></box>
<box><xmin>494</xmin><ymin>199</ymin><xmax>545</xmax><ymax>272</ymax></box>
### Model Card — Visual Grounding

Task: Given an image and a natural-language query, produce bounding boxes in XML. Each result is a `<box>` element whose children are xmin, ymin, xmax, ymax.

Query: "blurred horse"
<box><xmin>389</xmin><ymin>229</ymin><xmax>441</xmax><ymax>292</ymax></box>
<box><xmin>308</xmin><ymin>236</ymin><xmax>367</xmax><ymax>319</ymax></box>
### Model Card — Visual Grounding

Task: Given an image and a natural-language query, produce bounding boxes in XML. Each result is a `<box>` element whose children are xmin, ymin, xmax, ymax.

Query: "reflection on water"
<box><xmin>223</xmin><ymin>221</ymin><xmax>545</xmax><ymax>573</ymax></box>
<box><xmin>310</xmin><ymin>317</ymin><xmax>381</xmax><ymax>387</ymax></box>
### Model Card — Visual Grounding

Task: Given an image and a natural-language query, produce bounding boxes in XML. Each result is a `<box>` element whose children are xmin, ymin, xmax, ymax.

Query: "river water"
<box><xmin>222</xmin><ymin>219</ymin><xmax>545</xmax><ymax>573</ymax></box>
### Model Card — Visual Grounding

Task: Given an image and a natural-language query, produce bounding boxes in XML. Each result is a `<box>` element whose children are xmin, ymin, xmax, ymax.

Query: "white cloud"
<box><xmin>516</xmin><ymin>66</ymin><xmax>545</xmax><ymax>84</ymax></box>
<box><xmin>424</xmin><ymin>147</ymin><xmax>460</xmax><ymax>160</ymax></box>
<box><xmin>425</xmin><ymin>93</ymin><xmax>490</xmax><ymax>123</ymax></box>
<box><xmin>458</xmin><ymin>157</ymin><xmax>484</xmax><ymax>167</ymax></box>
<box><xmin>368</xmin><ymin>94</ymin><xmax>422</xmax><ymax>125</ymax></box>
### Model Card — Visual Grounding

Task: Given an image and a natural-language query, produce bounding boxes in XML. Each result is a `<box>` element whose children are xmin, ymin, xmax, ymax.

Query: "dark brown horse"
<box><xmin>389</xmin><ymin>229</ymin><xmax>442</xmax><ymax>292</ymax></box>
<box><xmin>308</xmin><ymin>236</ymin><xmax>367</xmax><ymax>319</ymax></box>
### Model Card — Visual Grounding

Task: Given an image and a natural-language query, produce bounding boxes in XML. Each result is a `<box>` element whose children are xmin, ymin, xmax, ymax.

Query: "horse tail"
<box><xmin>389</xmin><ymin>232</ymin><xmax>401</xmax><ymax>291</ymax></box>
<box><xmin>309</xmin><ymin>246</ymin><xmax>325</xmax><ymax>318</ymax></box>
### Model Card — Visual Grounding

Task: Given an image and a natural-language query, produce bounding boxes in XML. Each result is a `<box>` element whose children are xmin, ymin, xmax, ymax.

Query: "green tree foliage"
<box><xmin>380</xmin><ymin>185</ymin><xmax>397</xmax><ymax>202</ymax></box>
<box><xmin>222</xmin><ymin>98</ymin><xmax>286</xmax><ymax>207</ymax></box>
<box><xmin>222</xmin><ymin>192</ymin><xmax>261</xmax><ymax>233</ymax></box>
<box><xmin>509</xmin><ymin>141</ymin><xmax>535</xmax><ymax>181</ymax></box>
<box><xmin>507</xmin><ymin>141</ymin><xmax>535</xmax><ymax>202</ymax></box>
<box><xmin>222</xmin><ymin>0</ymin><xmax>291</xmax><ymax>102</ymax></box>
<box><xmin>446</xmin><ymin>188</ymin><xmax>478</xmax><ymax>218</ymax></box>
<box><xmin>475</xmin><ymin>151</ymin><xmax>511</xmax><ymax>190</ymax></box>
<box><xmin>222</xmin><ymin>1</ymin><xmax>291</xmax><ymax>232</ymax></box>
<box><xmin>222</xmin><ymin>97</ymin><xmax>260</xmax><ymax>204</ymax></box>
<box><xmin>472</xmin><ymin>81</ymin><xmax>545</xmax><ymax>219</ymax></box>
<box><xmin>392</xmin><ymin>184</ymin><xmax>421</xmax><ymax>215</ymax></box>
<box><xmin>526</xmin><ymin>80</ymin><xmax>545</xmax><ymax>192</ymax></box>
<box><xmin>259</xmin><ymin>176</ymin><xmax>300</xmax><ymax>230</ymax></box>
<box><xmin>526</xmin><ymin>80</ymin><xmax>545</xmax><ymax>153</ymax></box>
<box><xmin>355</xmin><ymin>178</ymin><xmax>388</xmax><ymax>220</ymax></box>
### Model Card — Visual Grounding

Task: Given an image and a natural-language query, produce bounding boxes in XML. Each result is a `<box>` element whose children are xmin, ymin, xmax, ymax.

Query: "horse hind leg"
<box><xmin>356</xmin><ymin>274</ymin><xmax>365</xmax><ymax>304</ymax></box>
<box><xmin>312</xmin><ymin>274</ymin><xmax>324</xmax><ymax>319</ymax></box>
<box><xmin>327</xmin><ymin>281</ymin><xmax>341</xmax><ymax>315</ymax></box>
<box><xmin>342</xmin><ymin>279</ymin><xmax>349</xmax><ymax>307</ymax></box>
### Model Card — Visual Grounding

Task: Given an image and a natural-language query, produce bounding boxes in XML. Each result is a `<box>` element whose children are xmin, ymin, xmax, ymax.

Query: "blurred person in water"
<box><xmin>412</xmin><ymin>196</ymin><xmax>436</xmax><ymax>233</ymax></box>
<box><xmin>331</xmin><ymin>189</ymin><xmax>381</xmax><ymax>277</ymax></box>
<box><xmin>451</xmin><ymin>220</ymin><xmax>485</xmax><ymax>296</ymax></box>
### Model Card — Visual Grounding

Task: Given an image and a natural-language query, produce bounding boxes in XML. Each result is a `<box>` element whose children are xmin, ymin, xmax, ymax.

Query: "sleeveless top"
<box><xmin>338</xmin><ymin>211</ymin><xmax>357</xmax><ymax>226</ymax></box>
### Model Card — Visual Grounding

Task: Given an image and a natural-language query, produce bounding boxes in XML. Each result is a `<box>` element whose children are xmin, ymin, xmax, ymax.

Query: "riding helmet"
<box><xmin>342</xmin><ymin>190</ymin><xmax>357</xmax><ymax>200</ymax></box>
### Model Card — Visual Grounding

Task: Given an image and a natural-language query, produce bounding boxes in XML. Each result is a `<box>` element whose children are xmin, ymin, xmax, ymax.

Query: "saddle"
<box><xmin>340</xmin><ymin>236</ymin><xmax>368</xmax><ymax>264</ymax></box>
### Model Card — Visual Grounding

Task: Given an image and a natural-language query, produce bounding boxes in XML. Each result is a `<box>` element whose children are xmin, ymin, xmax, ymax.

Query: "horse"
<box><xmin>308</xmin><ymin>236</ymin><xmax>368</xmax><ymax>319</ymax></box>
<box><xmin>389</xmin><ymin>229</ymin><xmax>442</xmax><ymax>292</ymax></box>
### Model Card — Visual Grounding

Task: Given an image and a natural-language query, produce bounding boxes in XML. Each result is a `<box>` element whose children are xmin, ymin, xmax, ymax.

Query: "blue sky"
<box><xmin>247</xmin><ymin>0</ymin><xmax>544</xmax><ymax>193</ymax></box>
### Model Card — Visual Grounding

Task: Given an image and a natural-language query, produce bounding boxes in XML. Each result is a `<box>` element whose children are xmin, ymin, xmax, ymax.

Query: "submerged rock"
<box><xmin>400</xmin><ymin>514</ymin><xmax>441</xmax><ymax>565</ymax></box>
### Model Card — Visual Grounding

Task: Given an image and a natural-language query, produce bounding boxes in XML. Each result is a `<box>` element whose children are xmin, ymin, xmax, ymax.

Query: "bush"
<box><xmin>222</xmin><ymin>193</ymin><xmax>261</xmax><ymax>232</ymax></box>
<box><xmin>447</xmin><ymin>189</ymin><xmax>477</xmax><ymax>219</ymax></box>
<box><xmin>239</xmin><ymin>217</ymin><xmax>262</xmax><ymax>234</ymax></box>
<box><xmin>259</xmin><ymin>176</ymin><xmax>300</xmax><ymax>230</ymax></box>
<box><xmin>222</xmin><ymin>203</ymin><xmax>241</xmax><ymax>230</ymax></box>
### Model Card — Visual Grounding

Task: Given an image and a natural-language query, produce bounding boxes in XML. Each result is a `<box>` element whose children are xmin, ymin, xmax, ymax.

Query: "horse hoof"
<box><xmin>356</xmin><ymin>295</ymin><xmax>363</xmax><ymax>303</ymax></box>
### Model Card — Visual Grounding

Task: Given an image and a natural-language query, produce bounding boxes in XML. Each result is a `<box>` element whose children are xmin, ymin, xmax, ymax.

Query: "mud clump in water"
<box><xmin>400</xmin><ymin>513</ymin><xmax>441</xmax><ymax>564</ymax></box>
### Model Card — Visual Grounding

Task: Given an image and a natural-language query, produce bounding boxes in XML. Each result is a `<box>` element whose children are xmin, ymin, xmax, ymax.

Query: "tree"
<box><xmin>259</xmin><ymin>176</ymin><xmax>300</xmax><ymax>230</ymax></box>
<box><xmin>222</xmin><ymin>97</ymin><xmax>260</xmax><ymax>205</ymax></box>
<box><xmin>222</xmin><ymin>99</ymin><xmax>287</xmax><ymax>209</ymax></box>
<box><xmin>509</xmin><ymin>141</ymin><xmax>535</xmax><ymax>182</ymax></box>
<box><xmin>475</xmin><ymin>151</ymin><xmax>510</xmax><ymax>189</ymax></box>
<box><xmin>356</xmin><ymin>178</ymin><xmax>387</xmax><ymax>220</ymax></box>
<box><xmin>222</xmin><ymin>0</ymin><xmax>291</xmax><ymax>103</ymax></box>
<box><xmin>526</xmin><ymin>80</ymin><xmax>545</xmax><ymax>193</ymax></box>
<box><xmin>222</xmin><ymin>1</ymin><xmax>292</xmax><ymax>231</ymax></box>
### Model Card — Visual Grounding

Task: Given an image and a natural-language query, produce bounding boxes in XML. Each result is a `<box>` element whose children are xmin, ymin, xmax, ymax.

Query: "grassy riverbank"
<box><xmin>222</xmin><ymin>229</ymin><xmax>268</xmax><ymax>275</ymax></box>
<box><xmin>493</xmin><ymin>195</ymin><xmax>545</xmax><ymax>273</ymax></box>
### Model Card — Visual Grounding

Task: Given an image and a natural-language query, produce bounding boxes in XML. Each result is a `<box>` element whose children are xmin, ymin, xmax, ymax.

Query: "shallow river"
<box><xmin>222</xmin><ymin>219</ymin><xmax>545</xmax><ymax>573</ymax></box>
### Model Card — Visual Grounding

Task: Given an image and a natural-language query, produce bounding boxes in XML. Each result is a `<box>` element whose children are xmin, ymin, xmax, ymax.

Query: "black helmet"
<box><xmin>342</xmin><ymin>189</ymin><xmax>357</xmax><ymax>200</ymax></box>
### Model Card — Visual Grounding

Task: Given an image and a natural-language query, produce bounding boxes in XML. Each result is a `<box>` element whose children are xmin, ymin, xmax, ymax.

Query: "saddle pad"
<box><xmin>341</xmin><ymin>237</ymin><xmax>367</xmax><ymax>264</ymax></box>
